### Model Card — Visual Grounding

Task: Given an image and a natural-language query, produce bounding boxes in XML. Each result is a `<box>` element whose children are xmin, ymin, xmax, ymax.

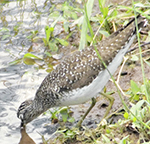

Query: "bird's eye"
<box><xmin>19</xmin><ymin>114</ymin><xmax>24</xmax><ymax>120</ymax></box>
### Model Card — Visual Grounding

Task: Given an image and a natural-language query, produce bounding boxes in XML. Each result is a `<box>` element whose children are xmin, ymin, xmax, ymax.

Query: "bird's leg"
<box><xmin>76</xmin><ymin>93</ymin><xmax>114</xmax><ymax>128</ymax></box>
<box><xmin>100</xmin><ymin>92</ymin><xmax>114</xmax><ymax>119</ymax></box>
<box><xmin>76</xmin><ymin>97</ymin><xmax>96</xmax><ymax>128</ymax></box>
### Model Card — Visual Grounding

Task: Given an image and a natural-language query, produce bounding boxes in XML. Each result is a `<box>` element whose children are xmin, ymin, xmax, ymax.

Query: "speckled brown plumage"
<box><xmin>36</xmin><ymin>16</ymin><xmax>140</xmax><ymax>97</ymax></box>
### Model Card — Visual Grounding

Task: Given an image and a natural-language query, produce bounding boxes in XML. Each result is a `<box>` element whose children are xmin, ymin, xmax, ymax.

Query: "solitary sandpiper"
<box><xmin>17</xmin><ymin>15</ymin><xmax>147</xmax><ymax>127</ymax></box>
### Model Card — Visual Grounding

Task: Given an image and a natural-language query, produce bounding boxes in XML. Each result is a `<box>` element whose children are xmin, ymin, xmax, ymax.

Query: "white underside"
<box><xmin>59</xmin><ymin>34</ymin><xmax>136</xmax><ymax>106</ymax></box>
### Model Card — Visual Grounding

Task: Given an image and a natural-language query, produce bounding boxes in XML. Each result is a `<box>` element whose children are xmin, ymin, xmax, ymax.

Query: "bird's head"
<box><xmin>17</xmin><ymin>99</ymin><xmax>35</xmax><ymax>127</ymax></box>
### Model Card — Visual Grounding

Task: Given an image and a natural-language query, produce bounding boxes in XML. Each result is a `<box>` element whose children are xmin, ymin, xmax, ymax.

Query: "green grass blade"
<box><xmin>79</xmin><ymin>0</ymin><xmax>94</xmax><ymax>50</ymax></box>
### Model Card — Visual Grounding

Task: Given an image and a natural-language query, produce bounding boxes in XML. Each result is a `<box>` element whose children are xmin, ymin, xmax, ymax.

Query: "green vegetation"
<box><xmin>43</xmin><ymin>25</ymin><xmax>69</xmax><ymax>52</ymax></box>
<box><xmin>43</xmin><ymin>107</ymin><xmax>75</xmax><ymax>124</ymax></box>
